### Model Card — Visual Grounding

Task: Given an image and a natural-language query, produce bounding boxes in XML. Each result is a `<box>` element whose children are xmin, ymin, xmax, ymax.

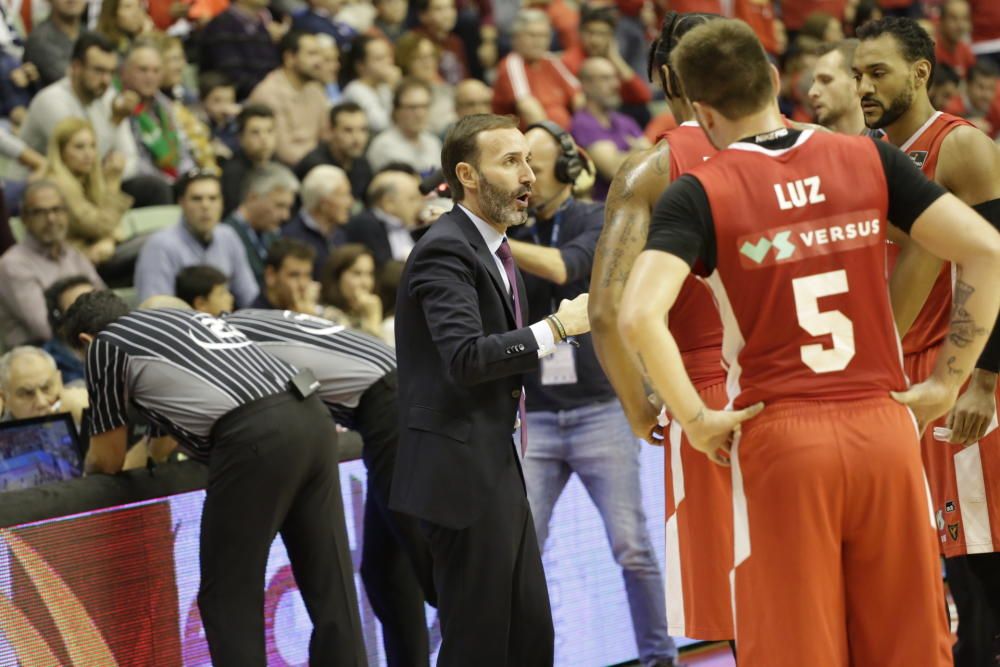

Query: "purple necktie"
<box><xmin>496</xmin><ymin>238</ymin><xmax>528</xmax><ymax>455</ymax></box>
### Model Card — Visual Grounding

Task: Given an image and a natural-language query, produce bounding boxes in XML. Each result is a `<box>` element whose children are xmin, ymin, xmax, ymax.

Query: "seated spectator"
<box><xmin>946</xmin><ymin>58</ymin><xmax>1000</xmax><ymax>137</ymax></box>
<box><xmin>199</xmin><ymin>0</ymin><xmax>283</xmax><ymax>100</ymax></box>
<box><xmin>119</xmin><ymin>40</ymin><xmax>197</xmax><ymax>182</ymax></box>
<box><xmin>453</xmin><ymin>78</ymin><xmax>493</xmax><ymax>118</ymax></box>
<box><xmin>372</xmin><ymin>0</ymin><xmax>408</xmax><ymax>43</ymax></box>
<box><xmin>284</xmin><ymin>164</ymin><xmax>354</xmax><ymax>277</ymax></box>
<box><xmin>249</xmin><ymin>31</ymin><xmax>329</xmax><ymax>167</ymax></box>
<box><xmin>0</xmin><ymin>181</ymin><xmax>105</xmax><ymax>347</ymax></box>
<box><xmin>0</xmin><ymin>347</ymin><xmax>87</xmax><ymax>425</ymax></box>
<box><xmin>937</xmin><ymin>0</ymin><xmax>975</xmax><ymax>79</ymax></box>
<box><xmin>175</xmin><ymin>264</ymin><xmax>235</xmax><ymax>316</ymax></box>
<box><xmin>395</xmin><ymin>32</ymin><xmax>456</xmax><ymax>136</ymax></box>
<box><xmin>223</xmin><ymin>163</ymin><xmax>299</xmax><ymax>285</ymax></box>
<box><xmin>154</xmin><ymin>33</ymin><xmax>196</xmax><ymax>106</ymax></box>
<box><xmin>493</xmin><ymin>9</ymin><xmax>582</xmax><ymax>130</ymax></box>
<box><xmin>930</xmin><ymin>63</ymin><xmax>961</xmax><ymax>110</ymax></box>
<box><xmin>1</xmin><ymin>49</ymin><xmax>42</xmax><ymax>130</ymax></box>
<box><xmin>800</xmin><ymin>12</ymin><xmax>844</xmax><ymax>44</ymax></box>
<box><xmin>23</xmin><ymin>0</ymin><xmax>86</xmax><ymax>86</ymax></box>
<box><xmin>134</xmin><ymin>171</ymin><xmax>259</xmax><ymax>305</ymax></box>
<box><xmin>221</xmin><ymin>103</ymin><xmax>278</xmax><ymax>217</ymax></box>
<box><xmin>292</xmin><ymin>0</ymin><xmax>357</xmax><ymax>49</ymax></box>
<box><xmin>96</xmin><ymin>0</ymin><xmax>153</xmax><ymax>55</ymax></box>
<box><xmin>42</xmin><ymin>117</ymin><xmax>133</xmax><ymax>265</ymax></box>
<box><xmin>320</xmin><ymin>243</ymin><xmax>386</xmax><ymax>340</ymax></box>
<box><xmin>316</xmin><ymin>34</ymin><xmax>342</xmax><ymax>104</ymax></box>
<box><xmin>341</xmin><ymin>34</ymin><xmax>400</xmax><ymax>134</ymax></box>
<box><xmin>42</xmin><ymin>274</ymin><xmax>96</xmax><ymax>383</ymax></box>
<box><xmin>0</xmin><ymin>126</ymin><xmax>46</xmax><ymax>172</ymax></box>
<box><xmin>409</xmin><ymin>0</ymin><xmax>467</xmax><ymax>85</ymax></box>
<box><xmin>251</xmin><ymin>237</ymin><xmax>320</xmax><ymax>312</ymax></box>
<box><xmin>343</xmin><ymin>168</ymin><xmax>423</xmax><ymax>268</ymax></box>
<box><xmin>571</xmin><ymin>57</ymin><xmax>649</xmax><ymax>201</ymax></box>
<box><xmin>198</xmin><ymin>71</ymin><xmax>241</xmax><ymax>160</ymax></box>
<box><xmin>366</xmin><ymin>78</ymin><xmax>442</xmax><ymax>175</ymax></box>
<box><xmin>295</xmin><ymin>102</ymin><xmax>372</xmax><ymax>201</ymax></box>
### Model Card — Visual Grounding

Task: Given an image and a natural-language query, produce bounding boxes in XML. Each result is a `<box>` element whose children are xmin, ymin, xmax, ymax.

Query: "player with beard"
<box><xmin>808</xmin><ymin>40</ymin><xmax>867</xmax><ymax>136</ymax></box>
<box><xmin>855</xmin><ymin>16</ymin><xmax>1000</xmax><ymax>666</ymax></box>
<box><xmin>391</xmin><ymin>113</ymin><xmax>591</xmax><ymax>666</ymax></box>
<box><xmin>590</xmin><ymin>10</ymin><xmax>739</xmax><ymax>651</ymax></box>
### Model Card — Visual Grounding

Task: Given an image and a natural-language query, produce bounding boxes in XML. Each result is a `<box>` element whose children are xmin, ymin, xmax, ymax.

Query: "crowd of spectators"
<box><xmin>0</xmin><ymin>0</ymin><xmax>998</xmax><ymax>418</ymax></box>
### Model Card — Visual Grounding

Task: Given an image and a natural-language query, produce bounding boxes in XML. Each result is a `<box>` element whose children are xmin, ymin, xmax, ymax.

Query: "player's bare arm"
<box><xmin>618</xmin><ymin>250</ymin><xmax>763</xmax><ymax>466</ymax></box>
<box><xmin>891</xmin><ymin>193</ymin><xmax>1000</xmax><ymax>433</ymax></box>
<box><xmin>589</xmin><ymin>141</ymin><xmax>672</xmax><ymax>442</ymax></box>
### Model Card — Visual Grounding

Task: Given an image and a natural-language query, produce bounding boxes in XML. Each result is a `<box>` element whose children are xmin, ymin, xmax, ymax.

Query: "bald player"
<box><xmin>808</xmin><ymin>40</ymin><xmax>867</xmax><ymax>136</ymax></box>
<box><xmin>855</xmin><ymin>16</ymin><xmax>1000</xmax><ymax>665</ymax></box>
<box><xmin>590</xmin><ymin>11</ymin><xmax>736</xmax><ymax>648</ymax></box>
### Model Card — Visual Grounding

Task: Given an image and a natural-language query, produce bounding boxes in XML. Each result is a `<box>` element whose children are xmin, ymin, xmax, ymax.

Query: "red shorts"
<box><xmin>663</xmin><ymin>380</ymin><xmax>733</xmax><ymax>640</ymax></box>
<box><xmin>730</xmin><ymin>398</ymin><xmax>952</xmax><ymax>666</ymax></box>
<box><xmin>906</xmin><ymin>347</ymin><xmax>1000</xmax><ymax>557</ymax></box>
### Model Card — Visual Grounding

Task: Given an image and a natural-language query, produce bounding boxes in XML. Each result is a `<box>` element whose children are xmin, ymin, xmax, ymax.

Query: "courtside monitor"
<box><xmin>0</xmin><ymin>413</ymin><xmax>84</xmax><ymax>492</ymax></box>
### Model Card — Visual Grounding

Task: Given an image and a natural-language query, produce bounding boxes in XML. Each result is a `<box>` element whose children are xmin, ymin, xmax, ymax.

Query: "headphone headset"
<box><xmin>526</xmin><ymin>120</ymin><xmax>587</xmax><ymax>185</ymax></box>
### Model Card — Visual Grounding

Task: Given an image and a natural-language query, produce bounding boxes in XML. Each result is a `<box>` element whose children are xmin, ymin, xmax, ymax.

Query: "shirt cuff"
<box><xmin>530</xmin><ymin>319</ymin><xmax>557</xmax><ymax>358</ymax></box>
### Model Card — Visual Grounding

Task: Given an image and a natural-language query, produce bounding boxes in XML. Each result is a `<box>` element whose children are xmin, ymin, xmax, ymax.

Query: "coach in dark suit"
<box><xmin>391</xmin><ymin>114</ymin><xmax>591</xmax><ymax>667</ymax></box>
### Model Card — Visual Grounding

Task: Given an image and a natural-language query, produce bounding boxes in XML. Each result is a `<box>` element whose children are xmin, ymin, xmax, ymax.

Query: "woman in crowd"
<box><xmin>341</xmin><ymin>34</ymin><xmax>400</xmax><ymax>134</ymax></box>
<box><xmin>42</xmin><ymin>118</ymin><xmax>132</xmax><ymax>265</ymax></box>
<box><xmin>321</xmin><ymin>243</ymin><xmax>389</xmax><ymax>342</ymax></box>
<box><xmin>395</xmin><ymin>32</ymin><xmax>455</xmax><ymax>137</ymax></box>
<box><xmin>97</xmin><ymin>0</ymin><xmax>154</xmax><ymax>55</ymax></box>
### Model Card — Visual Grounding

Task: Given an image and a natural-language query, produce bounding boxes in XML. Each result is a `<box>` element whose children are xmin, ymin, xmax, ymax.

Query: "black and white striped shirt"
<box><xmin>224</xmin><ymin>310</ymin><xmax>396</xmax><ymax>428</ymax></box>
<box><xmin>86</xmin><ymin>308</ymin><xmax>297</xmax><ymax>462</ymax></box>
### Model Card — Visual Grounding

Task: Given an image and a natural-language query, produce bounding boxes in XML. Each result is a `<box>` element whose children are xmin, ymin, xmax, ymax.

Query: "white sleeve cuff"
<box><xmin>530</xmin><ymin>320</ymin><xmax>557</xmax><ymax>358</ymax></box>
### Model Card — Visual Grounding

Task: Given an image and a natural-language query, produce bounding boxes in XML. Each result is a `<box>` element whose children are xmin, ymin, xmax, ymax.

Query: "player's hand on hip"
<box><xmin>625</xmin><ymin>396</ymin><xmax>664</xmax><ymax>445</ymax></box>
<box><xmin>686</xmin><ymin>403</ymin><xmax>764</xmax><ymax>467</ymax></box>
<box><xmin>554</xmin><ymin>294</ymin><xmax>591</xmax><ymax>336</ymax></box>
<box><xmin>946</xmin><ymin>375</ymin><xmax>997</xmax><ymax>445</ymax></box>
<box><xmin>891</xmin><ymin>379</ymin><xmax>959</xmax><ymax>436</ymax></box>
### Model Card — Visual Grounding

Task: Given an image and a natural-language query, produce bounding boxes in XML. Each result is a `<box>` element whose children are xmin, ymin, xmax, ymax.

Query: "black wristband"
<box><xmin>972</xmin><ymin>199</ymin><xmax>1000</xmax><ymax>373</ymax></box>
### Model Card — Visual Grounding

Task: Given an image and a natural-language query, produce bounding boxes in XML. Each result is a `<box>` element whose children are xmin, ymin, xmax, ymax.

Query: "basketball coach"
<box><xmin>391</xmin><ymin>113</ymin><xmax>591</xmax><ymax>666</ymax></box>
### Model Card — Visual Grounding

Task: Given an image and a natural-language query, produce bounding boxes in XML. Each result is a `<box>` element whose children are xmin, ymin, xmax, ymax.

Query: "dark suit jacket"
<box><xmin>390</xmin><ymin>207</ymin><xmax>539</xmax><ymax>529</ymax></box>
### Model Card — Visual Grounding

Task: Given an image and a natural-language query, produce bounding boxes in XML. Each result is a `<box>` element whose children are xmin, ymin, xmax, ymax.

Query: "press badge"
<box><xmin>541</xmin><ymin>342</ymin><xmax>577</xmax><ymax>385</ymax></box>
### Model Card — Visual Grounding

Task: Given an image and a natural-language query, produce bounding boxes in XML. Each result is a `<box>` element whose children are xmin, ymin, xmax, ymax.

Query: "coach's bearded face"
<box><xmin>860</xmin><ymin>67</ymin><xmax>917</xmax><ymax>130</ymax></box>
<box><xmin>476</xmin><ymin>168</ymin><xmax>532</xmax><ymax>228</ymax></box>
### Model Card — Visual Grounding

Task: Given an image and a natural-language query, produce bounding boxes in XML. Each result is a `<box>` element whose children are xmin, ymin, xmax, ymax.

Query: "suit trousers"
<box><xmin>420</xmin><ymin>441</ymin><xmax>554</xmax><ymax>667</ymax></box>
<box><xmin>198</xmin><ymin>391</ymin><xmax>366</xmax><ymax>667</ymax></box>
<box><xmin>357</xmin><ymin>370</ymin><xmax>436</xmax><ymax>666</ymax></box>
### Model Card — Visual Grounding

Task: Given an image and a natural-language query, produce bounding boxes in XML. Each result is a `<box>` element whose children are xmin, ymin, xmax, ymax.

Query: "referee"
<box><xmin>224</xmin><ymin>308</ymin><xmax>435</xmax><ymax>667</ymax></box>
<box><xmin>62</xmin><ymin>291</ymin><xmax>366</xmax><ymax>667</ymax></box>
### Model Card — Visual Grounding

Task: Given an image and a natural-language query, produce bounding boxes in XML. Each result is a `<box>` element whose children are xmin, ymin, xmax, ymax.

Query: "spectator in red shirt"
<box><xmin>410</xmin><ymin>0</ymin><xmax>468</xmax><ymax>85</ymax></box>
<box><xmin>492</xmin><ymin>9</ymin><xmax>583</xmax><ymax>129</ymax></box>
<box><xmin>936</xmin><ymin>0</ymin><xmax>976</xmax><ymax>78</ymax></box>
<box><xmin>969</xmin><ymin>0</ymin><xmax>1000</xmax><ymax>64</ymax></box>
<box><xmin>524</xmin><ymin>0</ymin><xmax>580</xmax><ymax>52</ymax></box>
<box><xmin>930</xmin><ymin>62</ymin><xmax>961</xmax><ymax>110</ymax></box>
<box><xmin>946</xmin><ymin>58</ymin><xmax>1000</xmax><ymax>137</ymax></box>
<box><xmin>563</xmin><ymin>6</ymin><xmax>651</xmax><ymax>105</ymax></box>
<box><xmin>733</xmin><ymin>0</ymin><xmax>782</xmax><ymax>56</ymax></box>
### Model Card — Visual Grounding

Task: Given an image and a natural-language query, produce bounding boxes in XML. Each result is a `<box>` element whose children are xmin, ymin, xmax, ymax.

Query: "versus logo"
<box><xmin>740</xmin><ymin>231</ymin><xmax>796</xmax><ymax>264</ymax></box>
<box><xmin>736</xmin><ymin>210</ymin><xmax>882</xmax><ymax>269</ymax></box>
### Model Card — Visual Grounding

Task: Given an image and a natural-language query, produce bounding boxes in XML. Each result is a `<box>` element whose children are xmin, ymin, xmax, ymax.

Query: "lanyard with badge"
<box><xmin>535</xmin><ymin>207</ymin><xmax>578</xmax><ymax>386</ymax></box>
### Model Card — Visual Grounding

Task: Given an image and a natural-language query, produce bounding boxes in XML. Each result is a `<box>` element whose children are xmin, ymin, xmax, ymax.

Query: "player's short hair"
<box><xmin>670</xmin><ymin>19</ymin><xmax>773</xmax><ymax>120</ymax></box>
<box><xmin>647</xmin><ymin>11</ymin><xmax>720</xmax><ymax>94</ymax></box>
<box><xmin>265</xmin><ymin>238</ymin><xmax>316</xmax><ymax>271</ymax></box>
<box><xmin>441</xmin><ymin>114</ymin><xmax>518</xmax><ymax>201</ymax></box>
<box><xmin>175</xmin><ymin>265</ymin><xmax>229</xmax><ymax>306</ymax></box>
<box><xmin>816</xmin><ymin>38</ymin><xmax>860</xmax><ymax>72</ymax></box>
<box><xmin>63</xmin><ymin>291</ymin><xmax>131</xmax><ymax>344</ymax></box>
<box><xmin>856</xmin><ymin>17</ymin><xmax>936</xmax><ymax>89</ymax></box>
<box><xmin>968</xmin><ymin>58</ymin><xmax>1000</xmax><ymax>83</ymax></box>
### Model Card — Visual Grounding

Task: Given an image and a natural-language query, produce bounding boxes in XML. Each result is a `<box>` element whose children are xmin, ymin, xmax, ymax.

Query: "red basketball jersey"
<box><xmin>659</xmin><ymin>122</ymin><xmax>726</xmax><ymax>389</ymax></box>
<box><xmin>890</xmin><ymin>111</ymin><xmax>974</xmax><ymax>356</ymax></box>
<box><xmin>689</xmin><ymin>130</ymin><xmax>907</xmax><ymax>408</ymax></box>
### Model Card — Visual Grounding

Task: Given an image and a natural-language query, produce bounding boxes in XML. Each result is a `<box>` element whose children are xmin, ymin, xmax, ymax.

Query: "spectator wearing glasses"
<box><xmin>366</xmin><ymin>78</ymin><xmax>442</xmax><ymax>175</ymax></box>
<box><xmin>0</xmin><ymin>181</ymin><xmax>105</xmax><ymax>348</ymax></box>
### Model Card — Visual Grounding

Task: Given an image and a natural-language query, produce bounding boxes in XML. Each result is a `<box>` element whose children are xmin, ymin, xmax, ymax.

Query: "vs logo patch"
<box><xmin>947</xmin><ymin>523</ymin><xmax>960</xmax><ymax>541</ymax></box>
<box><xmin>945</xmin><ymin>501</ymin><xmax>956</xmax><ymax>513</ymax></box>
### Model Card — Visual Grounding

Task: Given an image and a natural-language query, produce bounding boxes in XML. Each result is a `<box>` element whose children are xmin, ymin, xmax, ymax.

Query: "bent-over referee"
<box><xmin>225</xmin><ymin>308</ymin><xmax>435</xmax><ymax>667</ymax></box>
<box><xmin>63</xmin><ymin>291</ymin><xmax>366</xmax><ymax>667</ymax></box>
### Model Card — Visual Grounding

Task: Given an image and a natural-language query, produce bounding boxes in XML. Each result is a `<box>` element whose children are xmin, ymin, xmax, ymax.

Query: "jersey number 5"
<box><xmin>791</xmin><ymin>270</ymin><xmax>856</xmax><ymax>374</ymax></box>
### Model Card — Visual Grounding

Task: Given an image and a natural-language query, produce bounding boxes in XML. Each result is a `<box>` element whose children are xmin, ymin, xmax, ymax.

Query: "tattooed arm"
<box><xmin>589</xmin><ymin>142</ymin><xmax>673</xmax><ymax>441</ymax></box>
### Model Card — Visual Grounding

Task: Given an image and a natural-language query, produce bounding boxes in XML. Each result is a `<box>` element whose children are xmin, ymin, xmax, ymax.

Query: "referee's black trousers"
<box><xmin>947</xmin><ymin>552</ymin><xmax>1000</xmax><ymax>667</ymax></box>
<box><xmin>198</xmin><ymin>391</ymin><xmax>366</xmax><ymax>667</ymax></box>
<box><xmin>356</xmin><ymin>370</ymin><xmax>436</xmax><ymax>666</ymax></box>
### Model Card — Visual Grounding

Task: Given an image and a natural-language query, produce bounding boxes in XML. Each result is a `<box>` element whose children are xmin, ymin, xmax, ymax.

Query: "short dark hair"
<box><xmin>647</xmin><ymin>12</ymin><xmax>720</xmax><ymax>96</ymax></box>
<box><xmin>341</xmin><ymin>34</ymin><xmax>387</xmax><ymax>88</ymax></box>
<box><xmin>933</xmin><ymin>62</ymin><xmax>960</xmax><ymax>87</ymax></box>
<box><xmin>237</xmin><ymin>103</ymin><xmax>275</xmax><ymax>134</ymax></box>
<box><xmin>856</xmin><ymin>16</ymin><xmax>936</xmax><ymax>88</ymax></box>
<box><xmin>63</xmin><ymin>290</ymin><xmax>131</xmax><ymax>347</ymax></box>
<box><xmin>816</xmin><ymin>38</ymin><xmax>860</xmax><ymax>72</ymax></box>
<box><xmin>968</xmin><ymin>57</ymin><xmax>1000</xmax><ymax>83</ymax></box>
<box><xmin>279</xmin><ymin>30</ymin><xmax>312</xmax><ymax>59</ymax></box>
<box><xmin>329</xmin><ymin>101</ymin><xmax>365</xmax><ymax>127</ymax></box>
<box><xmin>265</xmin><ymin>238</ymin><xmax>316</xmax><ymax>271</ymax></box>
<box><xmin>175</xmin><ymin>265</ymin><xmax>228</xmax><ymax>306</ymax></box>
<box><xmin>580</xmin><ymin>4</ymin><xmax>617</xmax><ymax>29</ymax></box>
<box><xmin>671</xmin><ymin>19</ymin><xmax>773</xmax><ymax>120</ymax></box>
<box><xmin>198</xmin><ymin>70</ymin><xmax>234</xmax><ymax>101</ymax></box>
<box><xmin>174</xmin><ymin>170</ymin><xmax>221</xmax><ymax>201</ymax></box>
<box><xmin>392</xmin><ymin>76</ymin><xmax>432</xmax><ymax>111</ymax></box>
<box><xmin>45</xmin><ymin>275</ymin><xmax>95</xmax><ymax>334</ymax></box>
<box><xmin>441</xmin><ymin>114</ymin><xmax>518</xmax><ymax>201</ymax></box>
<box><xmin>71</xmin><ymin>31</ymin><xmax>114</xmax><ymax>63</ymax></box>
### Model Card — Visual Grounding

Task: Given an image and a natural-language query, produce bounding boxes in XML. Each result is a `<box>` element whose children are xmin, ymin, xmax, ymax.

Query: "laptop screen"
<box><xmin>0</xmin><ymin>413</ymin><xmax>84</xmax><ymax>493</ymax></box>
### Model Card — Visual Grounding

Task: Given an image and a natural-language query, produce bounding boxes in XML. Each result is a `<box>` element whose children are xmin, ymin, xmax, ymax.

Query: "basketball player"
<box><xmin>854</xmin><ymin>16</ymin><xmax>1000</xmax><ymax>664</ymax></box>
<box><xmin>808</xmin><ymin>40</ymin><xmax>867</xmax><ymax>135</ymax></box>
<box><xmin>620</xmin><ymin>18</ymin><xmax>1000</xmax><ymax>667</ymax></box>
<box><xmin>589</xmin><ymin>11</ymin><xmax>735</xmax><ymax>647</ymax></box>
